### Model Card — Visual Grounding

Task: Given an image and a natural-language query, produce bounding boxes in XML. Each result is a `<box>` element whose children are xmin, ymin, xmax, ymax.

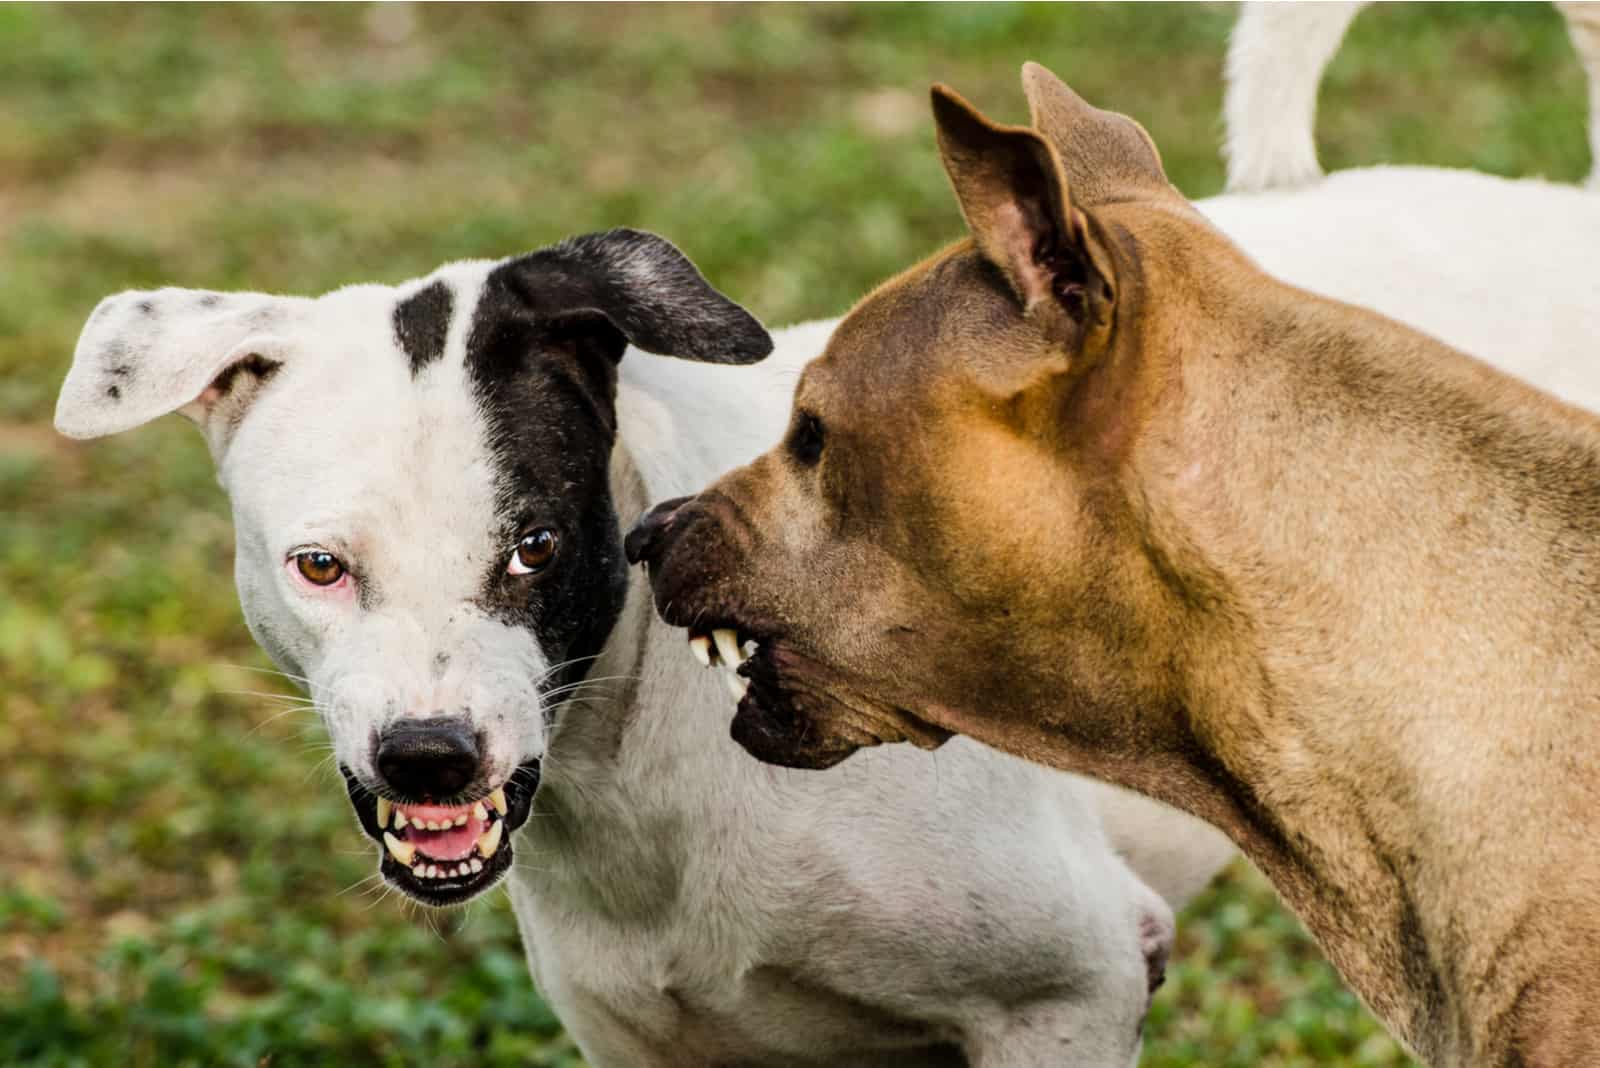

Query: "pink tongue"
<box><xmin>400</xmin><ymin>804</ymin><xmax>488</xmax><ymax>862</ymax></box>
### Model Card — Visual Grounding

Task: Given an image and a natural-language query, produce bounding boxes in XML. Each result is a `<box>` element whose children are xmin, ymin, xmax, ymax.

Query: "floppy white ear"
<box><xmin>55</xmin><ymin>287</ymin><xmax>302</xmax><ymax>448</ymax></box>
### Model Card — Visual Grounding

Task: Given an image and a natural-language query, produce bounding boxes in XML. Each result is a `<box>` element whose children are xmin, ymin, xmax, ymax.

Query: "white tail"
<box><xmin>1563</xmin><ymin>1</ymin><xmax>1600</xmax><ymax>188</ymax></box>
<box><xmin>1224</xmin><ymin>0</ymin><xmax>1600</xmax><ymax>193</ymax></box>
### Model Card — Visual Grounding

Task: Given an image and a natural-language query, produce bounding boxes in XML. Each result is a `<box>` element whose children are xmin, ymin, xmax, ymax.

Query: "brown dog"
<box><xmin>627</xmin><ymin>64</ymin><xmax>1600</xmax><ymax>1067</ymax></box>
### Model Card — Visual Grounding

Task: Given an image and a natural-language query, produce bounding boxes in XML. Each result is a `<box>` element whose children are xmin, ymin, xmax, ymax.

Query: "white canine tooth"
<box><xmin>723</xmin><ymin>669</ymin><xmax>749</xmax><ymax>701</ymax></box>
<box><xmin>488</xmin><ymin>787</ymin><xmax>508</xmax><ymax>816</ymax></box>
<box><xmin>477</xmin><ymin>819</ymin><xmax>504</xmax><ymax>859</ymax></box>
<box><xmin>472</xmin><ymin>801</ymin><xmax>488</xmax><ymax>821</ymax></box>
<box><xmin>712</xmin><ymin>628</ymin><xmax>744</xmax><ymax>668</ymax></box>
<box><xmin>412</xmin><ymin>861</ymin><xmax>426</xmax><ymax>878</ymax></box>
<box><xmin>394</xmin><ymin>811</ymin><xmax>408</xmax><ymax>830</ymax></box>
<box><xmin>469</xmin><ymin>858</ymin><xmax>483</xmax><ymax>873</ymax></box>
<box><xmin>376</xmin><ymin>798</ymin><xmax>392</xmax><ymax>829</ymax></box>
<box><xmin>688</xmin><ymin>634</ymin><xmax>712</xmax><ymax>668</ymax></box>
<box><xmin>383</xmin><ymin>831</ymin><xmax>415</xmax><ymax>867</ymax></box>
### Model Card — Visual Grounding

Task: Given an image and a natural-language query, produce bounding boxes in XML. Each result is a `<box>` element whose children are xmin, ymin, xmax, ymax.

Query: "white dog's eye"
<box><xmin>507</xmin><ymin>529</ymin><xmax>559</xmax><ymax>576</ymax></box>
<box><xmin>294</xmin><ymin>549</ymin><xmax>347</xmax><ymax>587</ymax></box>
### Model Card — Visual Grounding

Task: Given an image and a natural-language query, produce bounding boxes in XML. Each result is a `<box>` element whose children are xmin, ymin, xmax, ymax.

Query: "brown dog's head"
<box><xmin>629</xmin><ymin>65</ymin><xmax>1222</xmax><ymax>773</ymax></box>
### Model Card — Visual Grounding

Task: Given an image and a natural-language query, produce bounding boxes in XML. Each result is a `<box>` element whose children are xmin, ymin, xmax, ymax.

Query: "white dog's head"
<box><xmin>56</xmin><ymin>230</ymin><xmax>771</xmax><ymax>906</ymax></box>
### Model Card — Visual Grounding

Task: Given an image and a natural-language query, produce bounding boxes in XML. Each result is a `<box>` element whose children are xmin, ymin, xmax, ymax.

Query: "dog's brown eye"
<box><xmin>790</xmin><ymin>413</ymin><xmax>824</xmax><ymax>467</ymax></box>
<box><xmin>508</xmin><ymin>529</ymin><xmax>558</xmax><ymax>576</ymax></box>
<box><xmin>296</xmin><ymin>550</ymin><xmax>345</xmax><ymax>586</ymax></box>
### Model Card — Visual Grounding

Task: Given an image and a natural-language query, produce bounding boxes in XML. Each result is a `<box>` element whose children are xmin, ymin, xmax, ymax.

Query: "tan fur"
<box><xmin>632</xmin><ymin>65</ymin><xmax>1600</xmax><ymax>1066</ymax></box>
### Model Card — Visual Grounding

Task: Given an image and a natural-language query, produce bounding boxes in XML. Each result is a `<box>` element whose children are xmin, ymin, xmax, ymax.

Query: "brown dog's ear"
<box><xmin>931</xmin><ymin>83</ymin><xmax>1115</xmax><ymax>360</ymax></box>
<box><xmin>1019</xmin><ymin>62</ymin><xmax>1172</xmax><ymax>206</ymax></box>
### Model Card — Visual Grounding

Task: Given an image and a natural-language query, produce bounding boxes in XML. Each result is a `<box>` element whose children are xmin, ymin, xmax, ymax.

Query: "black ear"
<box><xmin>499</xmin><ymin>229</ymin><xmax>772</xmax><ymax>365</ymax></box>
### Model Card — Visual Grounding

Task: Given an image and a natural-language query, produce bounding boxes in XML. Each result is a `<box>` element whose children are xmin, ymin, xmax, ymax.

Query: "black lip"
<box><xmin>729</xmin><ymin>643</ymin><xmax>860</xmax><ymax>771</ymax></box>
<box><xmin>341</xmin><ymin>760</ymin><xmax>541</xmax><ymax>907</ymax></box>
<box><xmin>731</xmin><ymin>692</ymin><xmax>856</xmax><ymax>770</ymax></box>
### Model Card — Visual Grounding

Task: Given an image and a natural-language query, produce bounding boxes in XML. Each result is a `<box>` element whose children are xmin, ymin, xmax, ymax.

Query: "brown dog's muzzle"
<box><xmin>623</xmin><ymin>495</ymin><xmax>693</xmax><ymax>580</ymax></box>
<box><xmin>625</xmin><ymin>493</ymin><xmax>907</xmax><ymax>771</ymax></box>
<box><xmin>623</xmin><ymin>493</ymin><xmax>744</xmax><ymax>630</ymax></box>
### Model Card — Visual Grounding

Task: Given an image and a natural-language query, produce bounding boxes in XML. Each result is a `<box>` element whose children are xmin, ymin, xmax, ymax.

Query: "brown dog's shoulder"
<box><xmin>1493</xmin><ymin>923</ymin><xmax>1600</xmax><ymax>1068</ymax></box>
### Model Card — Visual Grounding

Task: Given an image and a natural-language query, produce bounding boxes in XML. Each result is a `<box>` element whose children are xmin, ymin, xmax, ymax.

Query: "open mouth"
<box><xmin>683</xmin><ymin>623</ymin><xmax>864</xmax><ymax>770</ymax></box>
<box><xmin>685</xmin><ymin>625</ymin><xmax>759</xmax><ymax>702</ymax></box>
<box><xmin>341</xmin><ymin>762</ymin><xmax>539</xmax><ymax>906</ymax></box>
<box><xmin>683</xmin><ymin>621</ymin><xmax>954</xmax><ymax>770</ymax></box>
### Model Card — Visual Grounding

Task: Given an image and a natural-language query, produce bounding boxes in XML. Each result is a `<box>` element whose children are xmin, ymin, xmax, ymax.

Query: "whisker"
<box><xmin>227</xmin><ymin>663</ymin><xmax>315</xmax><ymax>685</ymax></box>
<box><xmin>535</xmin><ymin>653</ymin><xmax>605</xmax><ymax>685</ymax></box>
<box><xmin>304</xmin><ymin>752</ymin><xmax>341</xmax><ymax>783</ymax></box>
<box><xmin>215</xmin><ymin>689</ymin><xmax>318</xmax><ymax>704</ymax></box>
<box><xmin>363</xmin><ymin>883</ymin><xmax>399</xmax><ymax>912</ymax></box>
<box><xmin>241</xmin><ymin>705</ymin><xmax>321</xmax><ymax>737</ymax></box>
<box><xmin>543</xmin><ymin>672</ymin><xmax>642</xmax><ymax>691</ymax></box>
<box><xmin>338</xmin><ymin>871</ymin><xmax>387</xmax><ymax>897</ymax></box>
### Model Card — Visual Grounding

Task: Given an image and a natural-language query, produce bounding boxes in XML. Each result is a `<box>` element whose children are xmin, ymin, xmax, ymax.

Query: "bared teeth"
<box><xmin>412</xmin><ymin>861</ymin><xmax>426</xmax><ymax>878</ymax></box>
<box><xmin>383</xmin><ymin>831</ymin><xmax>415</xmax><ymax>866</ymax></box>
<box><xmin>488</xmin><ymin>787</ymin><xmax>508</xmax><ymax>816</ymax></box>
<box><xmin>394</xmin><ymin>810</ymin><xmax>408</xmax><ymax>831</ymax></box>
<box><xmin>472</xmin><ymin>801</ymin><xmax>488</xmax><ymax>821</ymax></box>
<box><xmin>723</xmin><ymin>669</ymin><xmax>749</xmax><ymax>701</ymax></box>
<box><xmin>454</xmin><ymin>812</ymin><xmax>468</xmax><ymax>827</ymax></box>
<box><xmin>469</xmin><ymin>858</ymin><xmax>484</xmax><ymax>873</ymax></box>
<box><xmin>477</xmin><ymin>819</ymin><xmax>503</xmax><ymax>859</ymax></box>
<box><xmin>712</xmin><ymin>629</ymin><xmax>744</xmax><ymax>668</ymax></box>
<box><xmin>688</xmin><ymin>634</ymin><xmax>713</xmax><ymax>667</ymax></box>
<box><xmin>376</xmin><ymin>798</ymin><xmax>392</xmax><ymax>829</ymax></box>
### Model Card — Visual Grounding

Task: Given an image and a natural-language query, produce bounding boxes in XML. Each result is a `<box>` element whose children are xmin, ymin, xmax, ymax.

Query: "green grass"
<box><xmin>1</xmin><ymin>4</ymin><xmax>1588</xmax><ymax>1065</ymax></box>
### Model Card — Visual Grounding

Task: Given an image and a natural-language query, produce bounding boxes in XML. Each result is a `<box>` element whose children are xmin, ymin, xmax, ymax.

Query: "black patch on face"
<box><xmin>395</xmin><ymin>280</ymin><xmax>454</xmax><ymax>376</ymax></box>
<box><xmin>465</xmin><ymin>265</ymin><xmax>629</xmax><ymax>698</ymax></box>
<box><xmin>462</xmin><ymin>229</ymin><xmax>773</xmax><ymax>697</ymax></box>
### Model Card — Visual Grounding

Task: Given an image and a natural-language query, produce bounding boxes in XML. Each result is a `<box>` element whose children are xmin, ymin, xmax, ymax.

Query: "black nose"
<box><xmin>376</xmin><ymin>717</ymin><xmax>481</xmax><ymax>800</ymax></box>
<box><xmin>625</xmin><ymin>495</ymin><xmax>692</xmax><ymax>565</ymax></box>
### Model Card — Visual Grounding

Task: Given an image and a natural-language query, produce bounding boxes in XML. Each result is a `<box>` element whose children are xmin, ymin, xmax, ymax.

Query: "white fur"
<box><xmin>61</xmin><ymin>268</ymin><xmax>551</xmax><ymax>795</ymax></box>
<box><xmin>1224</xmin><ymin>1</ymin><xmax>1362</xmax><ymax>192</ymax></box>
<box><xmin>1225</xmin><ymin>2</ymin><xmax>1600</xmax><ymax>192</ymax></box>
<box><xmin>1562</xmin><ymin>0</ymin><xmax>1600</xmax><ymax>188</ymax></box>
<box><xmin>54</xmin><ymin>165</ymin><xmax>1600</xmax><ymax>1067</ymax></box>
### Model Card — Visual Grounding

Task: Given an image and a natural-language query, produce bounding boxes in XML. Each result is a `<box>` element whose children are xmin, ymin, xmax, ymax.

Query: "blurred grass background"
<box><xmin>0</xmin><ymin>3</ymin><xmax>1589</xmax><ymax>1066</ymax></box>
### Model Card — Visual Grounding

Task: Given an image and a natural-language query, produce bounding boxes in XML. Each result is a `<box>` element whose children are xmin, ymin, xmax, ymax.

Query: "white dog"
<box><xmin>1225</xmin><ymin>0</ymin><xmax>1600</xmax><ymax>192</ymax></box>
<box><xmin>54</xmin><ymin>44</ymin><xmax>1600</xmax><ymax>1068</ymax></box>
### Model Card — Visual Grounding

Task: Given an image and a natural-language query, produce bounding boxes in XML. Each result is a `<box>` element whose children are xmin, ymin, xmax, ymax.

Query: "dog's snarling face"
<box><xmin>58</xmin><ymin>230</ymin><xmax>770</xmax><ymax>906</ymax></box>
<box><xmin>631</xmin><ymin>68</ymin><xmax>1204</xmax><ymax>775</ymax></box>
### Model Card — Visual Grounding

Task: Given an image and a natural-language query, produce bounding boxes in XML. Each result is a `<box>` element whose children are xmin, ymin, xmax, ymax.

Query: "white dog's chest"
<box><xmin>507</xmin><ymin>876</ymin><xmax>956</xmax><ymax>1067</ymax></box>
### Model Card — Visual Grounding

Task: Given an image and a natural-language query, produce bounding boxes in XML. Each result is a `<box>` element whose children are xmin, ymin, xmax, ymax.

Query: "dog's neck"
<box><xmin>1130</xmin><ymin>273</ymin><xmax>1600</xmax><ymax>1064</ymax></box>
<box><xmin>516</xmin><ymin>377</ymin><xmax>783</xmax><ymax>924</ymax></box>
